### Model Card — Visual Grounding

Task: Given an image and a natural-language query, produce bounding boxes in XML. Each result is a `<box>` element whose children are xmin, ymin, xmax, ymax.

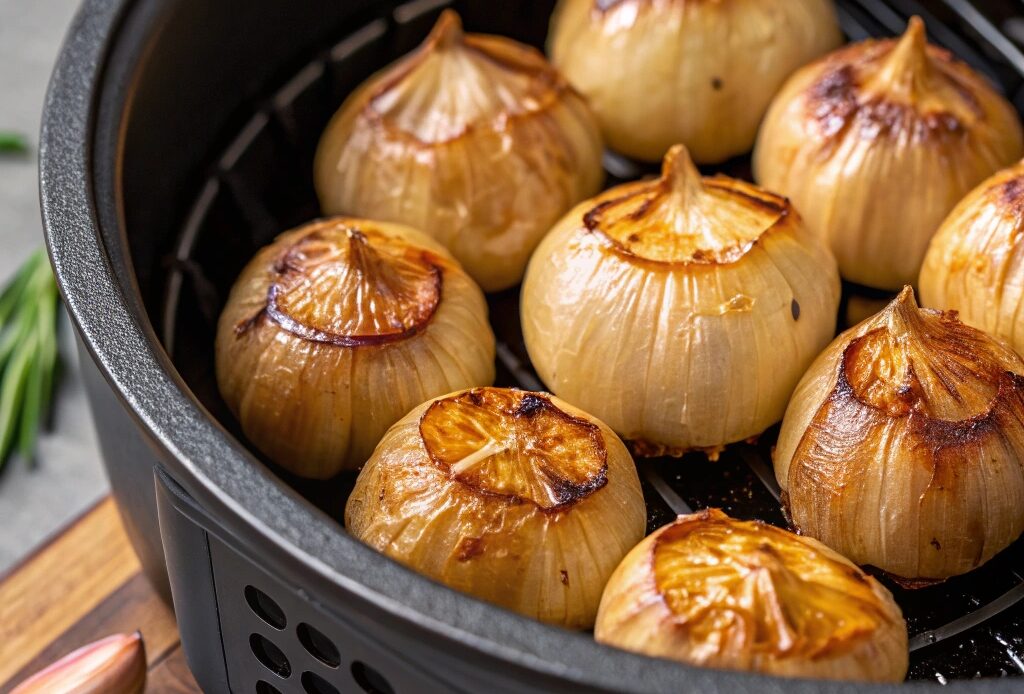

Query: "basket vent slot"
<box><xmin>301</xmin><ymin>671</ymin><xmax>341</xmax><ymax>694</ymax></box>
<box><xmin>246</xmin><ymin>585</ymin><xmax>288</xmax><ymax>630</ymax></box>
<box><xmin>351</xmin><ymin>661</ymin><xmax>395</xmax><ymax>694</ymax></box>
<box><xmin>250</xmin><ymin>633</ymin><xmax>292</xmax><ymax>678</ymax></box>
<box><xmin>297</xmin><ymin>622</ymin><xmax>341</xmax><ymax>668</ymax></box>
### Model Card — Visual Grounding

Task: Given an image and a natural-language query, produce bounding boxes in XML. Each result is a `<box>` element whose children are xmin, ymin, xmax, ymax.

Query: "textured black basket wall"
<box><xmin>40</xmin><ymin>0</ymin><xmax>1024</xmax><ymax>692</ymax></box>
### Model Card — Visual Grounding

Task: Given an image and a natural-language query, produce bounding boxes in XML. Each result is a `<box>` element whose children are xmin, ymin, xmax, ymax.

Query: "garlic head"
<box><xmin>754</xmin><ymin>17</ymin><xmax>1024</xmax><ymax>290</ymax></box>
<box><xmin>314</xmin><ymin>10</ymin><xmax>604</xmax><ymax>291</ymax></box>
<box><xmin>920</xmin><ymin>158</ymin><xmax>1024</xmax><ymax>356</ymax></box>
<box><xmin>548</xmin><ymin>0</ymin><xmax>842</xmax><ymax>163</ymax></box>
<box><xmin>215</xmin><ymin>217</ymin><xmax>495</xmax><ymax>479</ymax></box>
<box><xmin>522</xmin><ymin>144</ymin><xmax>840</xmax><ymax>456</ymax></box>
<box><xmin>595</xmin><ymin>509</ymin><xmax>908</xmax><ymax>682</ymax></box>
<box><xmin>345</xmin><ymin>387</ymin><xmax>646</xmax><ymax>629</ymax></box>
<box><xmin>775</xmin><ymin>287</ymin><xmax>1024</xmax><ymax>581</ymax></box>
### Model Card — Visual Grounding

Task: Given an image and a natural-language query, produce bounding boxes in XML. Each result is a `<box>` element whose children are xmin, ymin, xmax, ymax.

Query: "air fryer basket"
<box><xmin>41</xmin><ymin>0</ymin><xmax>1024</xmax><ymax>692</ymax></box>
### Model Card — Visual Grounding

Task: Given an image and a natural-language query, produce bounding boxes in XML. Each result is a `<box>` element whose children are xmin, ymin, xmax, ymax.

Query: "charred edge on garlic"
<box><xmin>828</xmin><ymin>324</ymin><xmax>1024</xmax><ymax>449</ymax></box>
<box><xmin>803</xmin><ymin>26</ymin><xmax>983</xmax><ymax>146</ymax></box>
<box><xmin>787</xmin><ymin>297</ymin><xmax>1024</xmax><ymax>580</ymax></box>
<box><xmin>582</xmin><ymin>169</ymin><xmax>792</xmax><ymax>267</ymax></box>
<box><xmin>419</xmin><ymin>388</ymin><xmax>609</xmax><ymax>512</ymax></box>
<box><xmin>362</xmin><ymin>10</ymin><xmax>577</xmax><ymax>146</ymax></box>
<box><xmin>233</xmin><ymin>307</ymin><xmax>266</xmax><ymax>336</ymax></box>
<box><xmin>250</xmin><ymin>223</ymin><xmax>443</xmax><ymax>347</ymax></box>
<box><xmin>649</xmin><ymin>510</ymin><xmax>896</xmax><ymax>657</ymax></box>
<box><xmin>997</xmin><ymin>174</ymin><xmax>1024</xmax><ymax>215</ymax></box>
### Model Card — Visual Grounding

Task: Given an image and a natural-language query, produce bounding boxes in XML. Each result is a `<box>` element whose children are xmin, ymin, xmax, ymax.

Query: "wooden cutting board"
<box><xmin>0</xmin><ymin>496</ymin><xmax>201</xmax><ymax>693</ymax></box>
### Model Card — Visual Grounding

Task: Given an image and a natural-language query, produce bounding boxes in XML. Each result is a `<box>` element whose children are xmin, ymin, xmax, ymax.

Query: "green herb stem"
<box><xmin>0</xmin><ymin>132</ymin><xmax>27</xmax><ymax>154</ymax></box>
<box><xmin>0</xmin><ymin>250</ymin><xmax>61</xmax><ymax>473</ymax></box>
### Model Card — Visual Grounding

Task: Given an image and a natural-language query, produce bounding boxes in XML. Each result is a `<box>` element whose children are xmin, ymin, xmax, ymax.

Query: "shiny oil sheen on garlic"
<box><xmin>314</xmin><ymin>10</ymin><xmax>603</xmax><ymax>292</ymax></box>
<box><xmin>345</xmin><ymin>387</ymin><xmax>645</xmax><ymax>629</ymax></box>
<box><xmin>921</xmin><ymin>158</ymin><xmax>1024</xmax><ymax>357</ymax></box>
<box><xmin>522</xmin><ymin>145</ymin><xmax>840</xmax><ymax>457</ymax></box>
<box><xmin>775</xmin><ymin>288</ymin><xmax>1024</xmax><ymax>581</ymax></box>
<box><xmin>754</xmin><ymin>17</ymin><xmax>1024</xmax><ymax>290</ymax></box>
<box><xmin>215</xmin><ymin>218</ymin><xmax>494</xmax><ymax>479</ymax></box>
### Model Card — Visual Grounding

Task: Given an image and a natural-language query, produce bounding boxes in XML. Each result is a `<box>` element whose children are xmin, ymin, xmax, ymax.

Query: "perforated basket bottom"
<box><xmin>160</xmin><ymin>0</ymin><xmax>1024</xmax><ymax>686</ymax></box>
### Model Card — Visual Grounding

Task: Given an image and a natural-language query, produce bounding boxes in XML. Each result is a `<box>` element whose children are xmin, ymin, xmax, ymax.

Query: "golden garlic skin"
<box><xmin>548</xmin><ymin>0</ymin><xmax>841</xmax><ymax>164</ymax></box>
<box><xmin>775</xmin><ymin>287</ymin><xmax>1024</xmax><ymax>581</ymax></box>
<box><xmin>314</xmin><ymin>10</ymin><xmax>604</xmax><ymax>292</ymax></box>
<box><xmin>216</xmin><ymin>217</ymin><xmax>495</xmax><ymax>479</ymax></box>
<box><xmin>595</xmin><ymin>509</ymin><xmax>908</xmax><ymax>682</ymax></box>
<box><xmin>522</xmin><ymin>145</ymin><xmax>840</xmax><ymax>456</ymax></box>
<box><xmin>345</xmin><ymin>387</ymin><xmax>646</xmax><ymax>629</ymax></box>
<box><xmin>754</xmin><ymin>17</ymin><xmax>1024</xmax><ymax>290</ymax></box>
<box><xmin>921</xmin><ymin>159</ymin><xmax>1024</xmax><ymax>355</ymax></box>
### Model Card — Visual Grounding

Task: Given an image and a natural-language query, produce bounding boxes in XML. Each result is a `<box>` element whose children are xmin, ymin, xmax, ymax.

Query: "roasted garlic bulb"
<box><xmin>346</xmin><ymin>387</ymin><xmax>646</xmax><ymax>629</ymax></box>
<box><xmin>548</xmin><ymin>0</ymin><xmax>842</xmax><ymax>163</ymax></box>
<box><xmin>314</xmin><ymin>10</ymin><xmax>604</xmax><ymax>292</ymax></box>
<box><xmin>522</xmin><ymin>144</ymin><xmax>840</xmax><ymax>457</ymax></box>
<box><xmin>776</xmin><ymin>287</ymin><xmax>1024</xmax><ymax>581</ymax></box>
<box><xmin>754</xmin><ymin>17</ymin><xmax>1024</xmax><ymax>290</ymax></box>
<box><xmin>921</xmin><ymin>158</ymin><xmax>1024</xmax><ymax>355</ymax></box>
<box><xmin>216</xmin><ymin>217</ymin><xmax>495</xmax><ymax>479</ymax></box>
<box><xmin>595</xmin><ymin>509</ymin><xmax>908</xmax><ymax>682</ymax></box>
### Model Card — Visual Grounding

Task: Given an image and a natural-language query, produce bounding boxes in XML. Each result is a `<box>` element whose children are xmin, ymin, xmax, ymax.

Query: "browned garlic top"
<box><xmin>249</xmin><ymin>220</ymin><xmax>443</xmax><ymax>346</ymax></box>
<box><xmin>651</xmin><ymin>509</ymin><xmax>895</xmax><ymax>659</ymax></box>
<box><xmin>805</xmin><ymin>18</ymin><xmax>985</xmax><ymax>145</ymax></box>
<box><xmin>816</xmin><ymin>287</ymin><xmax>1024</xmax><ymax>442</ymax></box>
<box><xmin>419</xmin><ymin>388</ymin><xmax>608</xmax><ymax>510</ymax></box>
<box><xmin>584</xmin><ymin>145</ymin><xmax>791</xmax><ymax>265</ymax></box>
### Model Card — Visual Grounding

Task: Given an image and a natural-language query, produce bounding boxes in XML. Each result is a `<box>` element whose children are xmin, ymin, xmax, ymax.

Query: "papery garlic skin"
<box><xmin>548</xmin><ymin>0</ymin><xmax>841</xmax><ymax>164</ymax></box>
<box><xmin>775</xmin><ymin>287</ymin><xmax>1024</xmax><ymax>581</ymax></box>
<box><xmin>216</xmin><ymin>217</ymin><xmax>495</xmax><ymax>479</ymax></box>
<box><xmin>12</xmin><ymin>632</ymin><xmax>146</xmax><ymax>694</ymax></box>
<box><xmin>346</xmin><ymin>387</ymin><xmax>645</xmax><ymax>629</ymax></box>
<box><xmin>595</xmin><ymin>509</ymin><xmax>908</xmax><ymax>682</ymax></box>
<box><xmin>921</xmin><ymin>159</ymin><xmax>1024</xmax><ymax>356</ymax></box>
<box><xmin>755</xmin><ymin>17</ymin><xmax>1024</xmax><ymax>290</ymax></box>
<box><xmin>522</xmin><ymin>145</ymin><xmax>840</xmax><ymax>456</ymax></box>
<box><xmin>314</xmin><ymin>10</ymin><xmax>604</xmax><ymax>292</ymax></box>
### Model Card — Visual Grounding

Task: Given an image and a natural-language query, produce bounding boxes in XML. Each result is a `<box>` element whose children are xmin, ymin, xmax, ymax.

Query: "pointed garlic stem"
<box><xmin>662</xmin><ymin>144</ymin><xmax>703</xmax><ymax>206</ymax></box>
<box><xmin>874</xmin><ymin>17</ymin><xmax>932</xmax><ymax>97</ymax></box>
<box><xmin>661</xmin><ymin>144</ymin><xmax>709</xmax><ymax>237</ymax></box>
<box><xmin>426</xmin><ymin>9</ymin><xmax>465</xmax><ymax>51</ymax></box>
<box><xmin>346</xmin><ymin>227</ymin><xmax>373</xmax><ymax>271</ymax></box>
<box><xmin>883</xmin><ymin>285</ymin><xmax>926</xmax><ymax>332</ymax></box>
<box><xmin>450</xmin><ymin>439</ymin><xmax>506</xmax><ymax>476</ymax></box>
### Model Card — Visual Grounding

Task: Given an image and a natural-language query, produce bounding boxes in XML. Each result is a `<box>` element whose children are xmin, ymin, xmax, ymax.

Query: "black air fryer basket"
<box><xmin>41</xmin><ymin>0</ymin><xmax>1024</xmax><ymax>691</ymax></box>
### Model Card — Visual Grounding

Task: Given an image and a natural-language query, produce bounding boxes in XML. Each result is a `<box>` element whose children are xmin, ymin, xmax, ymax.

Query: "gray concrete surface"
<box><xmin>0</xmin><ymin>0</ymin><xmax>109</xmax><ymax>572</ymax></box>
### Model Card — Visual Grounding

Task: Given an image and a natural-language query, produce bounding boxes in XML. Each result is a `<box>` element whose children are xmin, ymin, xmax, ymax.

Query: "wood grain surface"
<box><xmin>0</xmin><ymin>496</ymin><xmax>200</xmax><ymax>693</ymax></box>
